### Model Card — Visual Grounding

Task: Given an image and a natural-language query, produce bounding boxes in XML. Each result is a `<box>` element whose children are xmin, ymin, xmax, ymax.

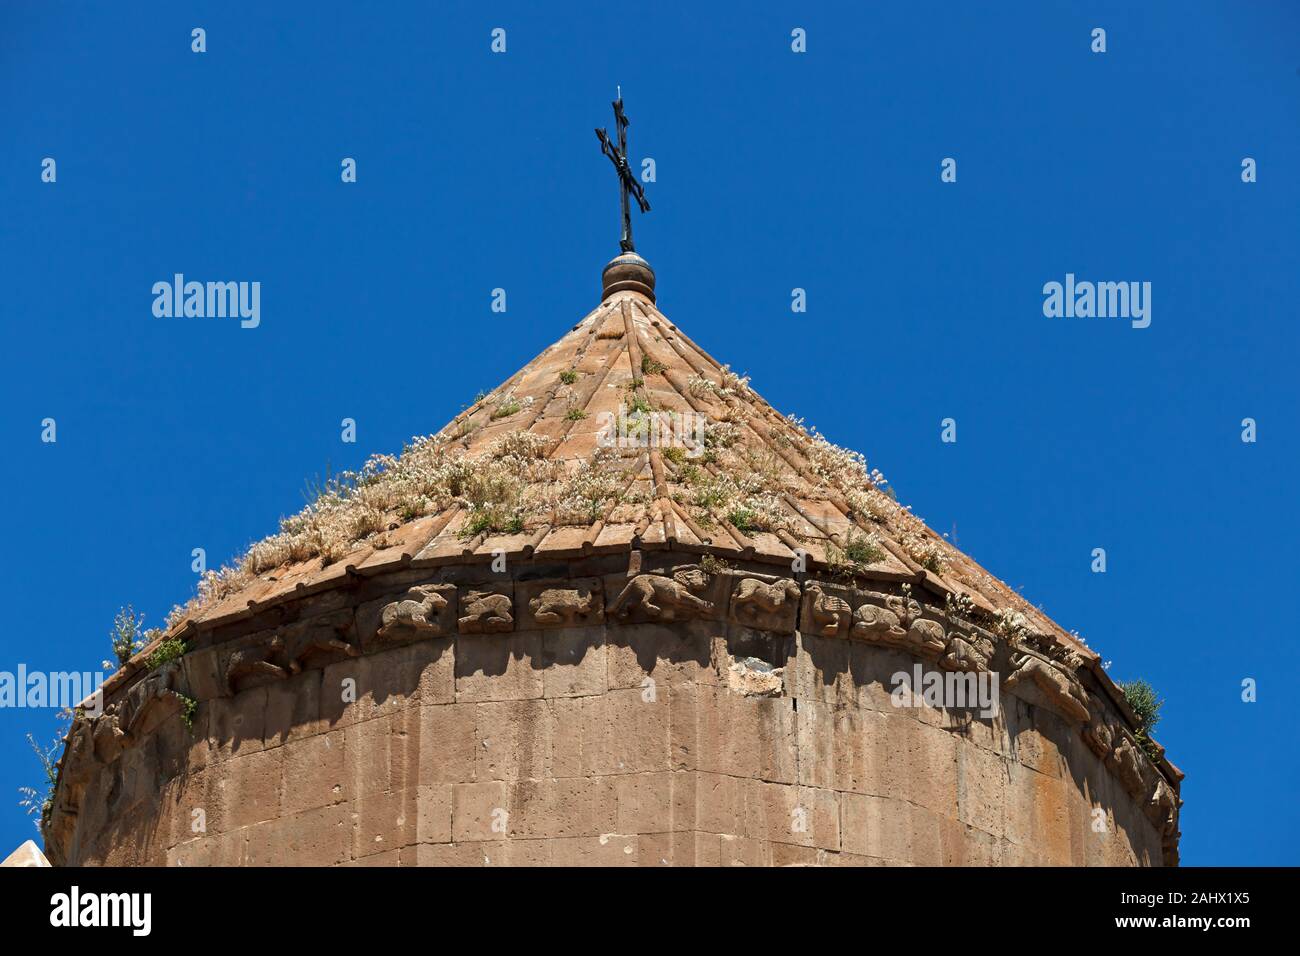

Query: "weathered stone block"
<box><xmin>475</xmin><ymin>699</ymin><xmax>553</xmax><ymax>781</ymax></box>
<box><xmin>451</xmin><ymin>781</ymin><xmax>508</xmax><ymax>841</ymax></box>
<box><xmin>282</xmin><ymin>729</ymin><xmax>346</xmax><ymax>815</ymax></box>
<box><xmin>955</xmin><ymin>739</ymin><xmax>1008</xmax><ymax>838</ymax></box>
<box><xmin>518</xmin><ymin>577</ymin><xmax>605</xmax><ymax>629</ymax></box>
<box><xmin>842</xmin><ymin>792</ymin><xmax>943</xmax><ymax>864</ymax></box>
<box><xmin>180</xmin><ymin>646</ymin><xmax>226</xmax><ymax>701</ymax></box>
<box><xmin>416</xmin><ymin>784</ymin><xmax>452</xmax><ymax>844</ymax></box>
<box><xmin>454</xmin><ymin>631</ymin><xmax>543</xmax><ymax>702</ymax></box>
<box><xmin>738</xmin><ymin>778</ymin><xmax>840</xmax><ymax>852</ymax></box>
<box><xmin>606</xmin><ymin>621</ymin><xmax>714</xmax><ymax>690</ymax></box>
<box><xmin>247</xmin><ymin>803</ymin><xmax>352</xmax><ymax>867</ymax></box>
<box><xmin>353</xmin><ymin>788</ymin><xmax>416</xmax><ymax>860</ymax></box>
<box><xmin>206</xmin><ymin>687</ymin><xmax>268</xmax><ymax>757</ymax></box>
<box><xmin>417</xmin><ymin>702</ymin><xmax>478</xmax><ymax>785</ymax></box>
<box><xmin>539</xmin><ymin>626</ymin><xmax>606</xmax><ymax>698</ymax></box>
<box><xmin>696</xmin><ymin>684</ymin><xmax>797</xmax><ymax>784</ymax></box>
<box><xmin>263</xmin><ymin>667</ymin><xmax>322</xmax><ymax>747</ymax></box>
<box><xmin>550</xmin><ymin>833</ymin><xmax>638</xmax><ymax>866</ymax></box>
<box><xmin>615</xmin><ymin>771</ymin><xmax>696</xmax><ymax>834</ymax></box>
<box><xmin>217</xmin><ymin>746</ymin><xmax>284</xmax><ymax>831</ymax></box>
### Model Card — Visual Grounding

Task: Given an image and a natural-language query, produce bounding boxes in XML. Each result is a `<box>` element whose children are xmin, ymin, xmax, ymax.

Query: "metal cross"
<box><xmin>595</xmin><ymin>91</ymin><xmax>650</xmax><ymax>254</ymax></box>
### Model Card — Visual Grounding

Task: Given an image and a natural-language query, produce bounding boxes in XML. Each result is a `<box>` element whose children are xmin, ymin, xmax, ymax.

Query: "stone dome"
<box><xmin>45</xmin><ymin>255</ymin><xmax>1181</xmax><ymax>866</ymax></box>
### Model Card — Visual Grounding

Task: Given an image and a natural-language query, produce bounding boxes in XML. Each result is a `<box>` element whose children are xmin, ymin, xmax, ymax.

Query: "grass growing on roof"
<box><xmin>491</xmin><ymin>398</ymin><xmax>522</xmax><ymax>420</ymax></box>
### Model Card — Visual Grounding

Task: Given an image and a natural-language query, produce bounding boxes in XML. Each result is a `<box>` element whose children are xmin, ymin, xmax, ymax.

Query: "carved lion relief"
<box><xmin>224</xmin><ymin>637</ymin><xmax>289</xmax><ymax>695</ymax></box>
<box><xmin>730</xmin><ymin>577</ymin><xmax>800</xmax><ymax>633</ymax></box>
<box><xmin>849</xmin><ymin>601</ymin><xmax>905</xmax><ymax>643</ymax></box>
<box><xmin>609</xmin><ymin>569</ymin><xmax>715</xmax><ymax>623</ymax></box>
<box><xmin>279</xmin><ymin>611</ymin><xmax>361</xmax><ymax>674</ymax></box>
<box><xmin>221</xmin><ymin>611</ymin><xmax>360</xmax><ymax>695</ymax></box>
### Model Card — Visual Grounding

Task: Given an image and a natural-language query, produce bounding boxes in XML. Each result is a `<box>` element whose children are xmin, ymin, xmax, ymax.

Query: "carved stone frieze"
<box><xmin>803</xmin><ymin>582</ymin><xmax>852</xmax><ymax>637</ymax></box>
<box><xmin>1002</xmin><ymin>640</ymin><xmax>1091</xmax><ymax>725</ymax></box>
<box><xmin>43</xmin><ymin>559</ymin><xmax>1181</xmax><ymax>868</ymax></box>
<box><xmin>938</xmin><ymin>626</ymin><xmax>994</xmax><ymax>673</ymax></box>
<box><xmin>729</xmin><ymin>577</ymin><xmax>800</xmax><ymax>634</ymax></box>
<box><xmin>519</xmin><ymin>577</ymin><xmax>605</xmax><ymax>629</ymax></box>
<box><xmin>608</xmin><ymin>568</ymin><xmax>716</xmax><ymax>623</ymax></box>
<box><xmin>458</xmin><ymin>586</ymin><xmax>514</xmax><ymax>634</ymax></box>
<box><xmin>358</xmin><ymin>584</ymin><xmax>455</xmax><ymax>650</ymax></box>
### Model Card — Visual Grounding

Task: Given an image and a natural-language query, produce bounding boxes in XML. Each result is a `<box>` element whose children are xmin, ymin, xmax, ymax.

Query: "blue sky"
<box><xmin>2</xmin><ymin>2</ymin><xmax>1297</xmax><ymax>865</ymax></box>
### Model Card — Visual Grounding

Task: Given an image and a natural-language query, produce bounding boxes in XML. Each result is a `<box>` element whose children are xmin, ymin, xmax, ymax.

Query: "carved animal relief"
<box><xmin>610</xmin><ymin>569</ymin><xmax>715</xmax><ymax>623</ymax></box>
<box><xmin>121</xmin><ymin>663</ymin><xmax>185</xmax><ymax>736</ymax></box>
<box><xmin>805</xmin><ymin>583</ymin><xmax>851</xmax><ymax>637</ymax></box>
<box><xmin>527</xmin><ymin>583</ymin><xmax>603</xmax><ymax>627</ymax></box>
<box><xmin>850</xmin><ymin>600</ymin><xmax>905</xmax><ymax>643</ymax></box>
<box><xmin>458</xmin><ymin>589</ymin><xmax>514</xmax><ymax>634</ymax></box>
<box><xmin>730</xmin><ymin>577</ymin><xmax>800</xmax><ymax>633</ymax></box>
<box><xmin>938</xmin><ymin>628</ymin><xmax>993</xmax><ymax>673</ymax></box>
<box><xmin>379</xmin><ymin>586</ymin><xmax>450</xmax><ymax>637</ymax></box>
<box><xmin>224</xmin><ymin>637</ymin><xmax>289</xmax><ymax>695</ymax></box>
<box><xmin>280</xmin><ymin>611</ymin><xmax>361</xmax><ymax>673</ymax></box>
<box><xmin>1003</xmin><ymin>644</ymin><xmax>1091</xmax><ymax>724</ymax></box>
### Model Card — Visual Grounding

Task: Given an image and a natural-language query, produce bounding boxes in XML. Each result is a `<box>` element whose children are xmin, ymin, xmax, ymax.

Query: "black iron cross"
<box><xmin>595</xmin><ymin>92</ymin><xmax>650</xmax><ymax>254</ymax></box>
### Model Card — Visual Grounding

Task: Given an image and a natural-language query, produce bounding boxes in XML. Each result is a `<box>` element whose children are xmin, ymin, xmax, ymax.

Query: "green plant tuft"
<box><xmin>145</xmin><ymin>636</ymin><xmax>188</xmax><ymax>671</ymax></box>
<box><xmin>843</xmin><ymin>532</ymin><xmax>886</xmax><ymax>566</ymax></box>
<box><xmin>727</xmin><ymin>506</ymin><xmax>758</xmax><ymax>534</ymax></box>
<box><xmin>178</xmin><ymin>694</ymin><xmax>199</xmax><ymax>732</ymax></box>
<box><xmin>1119</xmin><ymin>679</ymin><xmax>1164</xmax><ymax>760</ymax></box>
<box><xmin>491</xmin><ymin>399</ymin><xmax>522</xmax><ymax>420</ymax></box>
<box><xmin>461</xmin><ymin>507</ymin><xmax>525</xmax><ymax>538</ymax></box>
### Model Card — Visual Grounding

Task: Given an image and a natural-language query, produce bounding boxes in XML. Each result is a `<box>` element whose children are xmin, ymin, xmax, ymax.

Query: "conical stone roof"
<box><xmin>158</xmin><ymin>256</ymin><xmax>1079</xmax><ymax>652</ymax></box>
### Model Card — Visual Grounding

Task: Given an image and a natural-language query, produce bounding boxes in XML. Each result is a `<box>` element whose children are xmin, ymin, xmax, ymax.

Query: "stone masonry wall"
<box><xmin>48</xmin><ymin>552</ymin><xmax>1173</xmax><ymax>866</ymax></box>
